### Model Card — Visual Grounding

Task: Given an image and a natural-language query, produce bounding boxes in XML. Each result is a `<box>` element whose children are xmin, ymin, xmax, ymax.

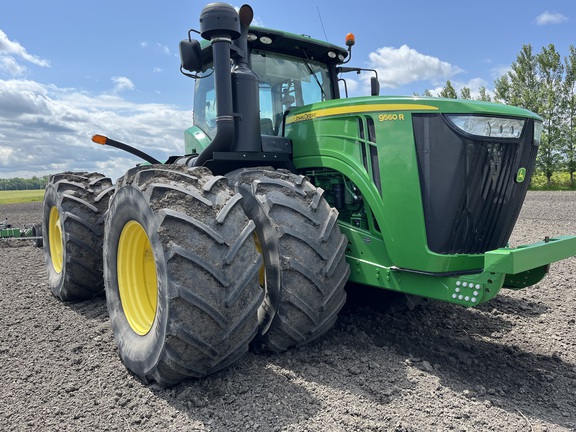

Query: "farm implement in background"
<box><xmin>0</xmin><ymin>219</ymin><xmax>42</xmax><ymax>247</ymax></box>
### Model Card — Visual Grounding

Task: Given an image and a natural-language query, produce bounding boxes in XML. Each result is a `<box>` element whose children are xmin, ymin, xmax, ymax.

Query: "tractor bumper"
<box><xmin>387</xmin><ymin>235</ymin><xmax>576</xmax><ymax>307</ymax></box>
<box><xmin>484</xmin><ymin>236</ymin><xmax>576</xmax><ymax>289</ymax></box>
<box><xmin>428</xmin><ymin>236</ymin><xmax>576</xmax><ymax>306</ymax></box>
<box><xmin>485</xmin><ymin>235</ymin><xmax>576</xmax><ymax>275</ymax></box>
<box><xmin>344</xmin><ymin>232</ymin><xmax>576</xmax><ymax>307</ymax></box>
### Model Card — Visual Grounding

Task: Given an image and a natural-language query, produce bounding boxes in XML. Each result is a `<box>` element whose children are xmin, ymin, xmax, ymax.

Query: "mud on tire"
<box><xmin>103</xmin><ymin>165</ymin><xmax>263</xmax><ymax>386</ymax></box>
<box><xmin>42</xmin><ymin>172</ymin><xmax>114</xmax><ymax>301</ymax></box>
<box><xmin>227</xmin><ymin>167</ymin><xmax>350</xmax><ymax>352</ymax></box>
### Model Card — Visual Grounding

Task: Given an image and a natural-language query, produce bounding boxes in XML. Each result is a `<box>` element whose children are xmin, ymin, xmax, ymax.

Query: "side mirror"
<box><xmin>371</xmin><ymin>76</ymin><xmax>380</xmax><ymax>96</ymax></box>
<box><xmin>179</xmin><ymin>39</ymin><xmax>203</xmax><ymax>73</ymax></box>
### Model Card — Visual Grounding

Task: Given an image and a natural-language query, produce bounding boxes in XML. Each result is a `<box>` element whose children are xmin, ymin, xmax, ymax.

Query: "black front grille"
<box><xmin>413</xmin><ymin>114</ymin><xmax>538</xmax><ymax>255</ymax></box>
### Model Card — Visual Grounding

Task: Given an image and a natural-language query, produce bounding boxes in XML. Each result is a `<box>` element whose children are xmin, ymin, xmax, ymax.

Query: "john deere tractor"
<box><xmin>42</xmin><ymin>3</ymin><xmax>576</xmax><ymax>387</ymax></box>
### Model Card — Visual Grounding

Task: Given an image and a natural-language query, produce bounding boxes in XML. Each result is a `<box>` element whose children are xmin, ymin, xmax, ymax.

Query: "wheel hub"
<box><xmin>118</xmin><ymin>221</ymin><xmax>158</xmax><ymax>335</ymax></box>
<box><xmin>48</xmin><ymin>206</ymin><xmax>63</xmax><ymax>273</ymax></box>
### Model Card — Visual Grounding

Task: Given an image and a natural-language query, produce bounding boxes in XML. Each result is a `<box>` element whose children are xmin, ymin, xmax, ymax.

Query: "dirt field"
<box><xmin>1</xmin><ymin>192</ymin><xmax>575</xmax><ymax>431</ymax></box>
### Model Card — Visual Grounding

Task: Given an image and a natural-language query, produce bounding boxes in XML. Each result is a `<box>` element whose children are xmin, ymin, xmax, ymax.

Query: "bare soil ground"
<box><xmin>1</xmin><ymin>192</ymin><xmax>575</xmax><ymax>432</ymax></box>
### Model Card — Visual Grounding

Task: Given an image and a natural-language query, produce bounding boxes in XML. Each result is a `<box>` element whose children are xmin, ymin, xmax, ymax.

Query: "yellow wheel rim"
<box><xmin>118</xmin><ymin>221</ymin><xmax>158</xmax><ymax>336</ymax></box>
<box><xmin>49</xmin><ymin>206</ymin><xmax>63</xmax><ymax>274</ymax></box>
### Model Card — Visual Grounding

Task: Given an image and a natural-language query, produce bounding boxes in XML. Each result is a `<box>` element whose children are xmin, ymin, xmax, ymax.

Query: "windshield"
<box><xmin>193</xmin><ymin>50</ymin><xmax>332</xmax><ymax>138</ymax></box>
<box><xmin>253</xmin><ymin>50</ymin><xmax>331</xmax><ymax>135</ymax></box>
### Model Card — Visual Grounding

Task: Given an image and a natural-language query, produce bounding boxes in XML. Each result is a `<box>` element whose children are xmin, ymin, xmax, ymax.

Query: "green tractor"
<box><xmin>42</xmin><ymin>3</ymin><xmax>576</xmax><ymax>387</ymax></box>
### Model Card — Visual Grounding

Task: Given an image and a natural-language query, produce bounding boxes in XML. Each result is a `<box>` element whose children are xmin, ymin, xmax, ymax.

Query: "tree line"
<box><xmin>0</xmin><ymin>176</ymin><xmax>50</xmax><ymax>191</ymax></box>
<box><xmin>420</xmin><ymin>44</ymin><xmax>576</xmax><ymax>189</ymax></box>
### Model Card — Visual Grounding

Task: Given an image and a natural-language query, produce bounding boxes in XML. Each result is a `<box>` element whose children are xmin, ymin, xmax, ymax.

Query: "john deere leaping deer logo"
<box><xmin>516</xmin><ymin>167</ymin><xmax>527</xmax><ymax>183</ymax></box>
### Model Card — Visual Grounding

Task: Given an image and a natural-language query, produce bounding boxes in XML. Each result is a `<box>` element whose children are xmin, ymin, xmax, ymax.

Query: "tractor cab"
<box><xmin>183</xmin><ymin>27</ymin><xmax>350</xmax><ymax>158</ymax></box>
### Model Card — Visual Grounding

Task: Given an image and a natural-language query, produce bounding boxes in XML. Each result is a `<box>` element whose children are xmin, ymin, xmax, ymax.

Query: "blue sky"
<box><xmin>1</xmin><ymin>0</ymin><xmax>573</xmax><ymax>181</ymax></box>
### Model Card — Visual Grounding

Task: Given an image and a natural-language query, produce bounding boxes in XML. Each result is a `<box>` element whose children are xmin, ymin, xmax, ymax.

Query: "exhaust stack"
<box><xmin>231</xmin><ymin>5</ymin><xmax>261</xmax><ymax>153</ymax></box>
<box><xmin>194</xmin><ymin>2</ymin><xmax>240</xmax><ymax>166</ymax></box>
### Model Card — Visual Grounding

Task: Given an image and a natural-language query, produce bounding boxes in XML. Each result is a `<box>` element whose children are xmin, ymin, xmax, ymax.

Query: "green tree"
<box><xmin>494</xmin><ymin>45</ymin><xmax>542</xmax><ymax>114</ymax></box>
<box><xmin>477</xmin><ymin>86</ymin><xmax>492</xmax><ymax>102</ymax></box>
<box><xmin>438</xmin><ymin>80</ymin><xmax>457</xmax><ymax>99</ymax></box>
<box><xmin>563</xmin><ymin>46</ymin><xmax>576</xmax><ymax>187</ymax></box>
<box><xmin>460</xmin><ymin>87</ymin><xmax>472</xmax><ymax>100</ymax></box>
<box><xmin>414</xmin><ymin>89</ymin><xmax>434</xmax><ymax>97</ymax></box>
<box><xmin>0</xmin><ymin>176</ymin><xmax>50</xmax><ymax>190</ymax></box>
<box><xmin>493</xmin><ymin>44</ymin><xmax>574</xmax><ymax>186</ymax></box>
<box><xmin>536</xmin><ymin>44</ymin><xmax>565</xmax><ymax>186</ymax></box>
<box><xmin>493</xmin><ymin>75</ymin><xmax>511</xmax><ymax>103</ymax></box>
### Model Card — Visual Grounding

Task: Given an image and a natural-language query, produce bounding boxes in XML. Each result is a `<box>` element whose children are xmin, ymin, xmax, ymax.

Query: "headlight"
<box><xmin>446</xmin><ymin>115</ymin><xmax>525</xmax><ymax>139</ymax></box>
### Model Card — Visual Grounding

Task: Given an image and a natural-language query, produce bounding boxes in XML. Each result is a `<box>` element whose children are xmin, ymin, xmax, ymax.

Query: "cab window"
<box><xmin>193</xmin><ymin>73</ymin><xmax>217</xmax><ymax>139</ymax></box>
<box><xmin>193</xmin><ymin>50</ymin><xmax>332</xmax><ymax>138</ymax></box>
<box><xmin>252</xmin><ymin>50</ymin><xmax>332</xmax><ymax>135</ymax></box>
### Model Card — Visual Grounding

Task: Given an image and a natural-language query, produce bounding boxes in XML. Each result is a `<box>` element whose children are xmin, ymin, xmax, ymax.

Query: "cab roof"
<box><xmin>199</xmin><ymin>26</ymin><xmax>349</xmax><ymax>66</ymax></box>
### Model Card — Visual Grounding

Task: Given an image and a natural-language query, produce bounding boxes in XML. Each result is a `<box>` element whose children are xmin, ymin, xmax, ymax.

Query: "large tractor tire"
<box><xmin>227</xmin><ymin>167</ymin><xmax>350</xmax><ymax>352</ymax></box>
<box><xmin>42</xmin><ymin>172</ymin><xmax>114</xmax><ymax>300</ymax></box>
<box><xmin>103</xmin><ymin>165</ymin><xmax>263</xmax><ymax>386</ymax></box>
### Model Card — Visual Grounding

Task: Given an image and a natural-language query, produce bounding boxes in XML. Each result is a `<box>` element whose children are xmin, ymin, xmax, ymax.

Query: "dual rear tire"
<box><xmin>42</xmin><ymin>172</ymin><xmax>114</xmax><ymax>300</ymax></box>
<box><xmin>227</xmin><ymin>167</ymin><xmax>349</xmax><ymax>352</ymax></box>
<box><xmin>42</xmin><ymin>165</ymin><xmax>349</xmax><ymax>386</ymax></box>
<box><xmin>103</xmin><ymin>165</ymin><xmax>263</xmax><ymax>385</ymax></box>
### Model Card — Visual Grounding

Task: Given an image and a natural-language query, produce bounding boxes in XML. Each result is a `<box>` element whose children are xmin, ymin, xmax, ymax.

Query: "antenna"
<box><xmin>317</xmin><ymin>6</ymin><xmax>328</xmax><ymax>41</ymax></box>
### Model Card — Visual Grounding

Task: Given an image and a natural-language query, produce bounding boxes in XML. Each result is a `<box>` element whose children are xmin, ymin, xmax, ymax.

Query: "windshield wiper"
<box><xmin>300</xmin><ymin>48</ymin><xmax>326</xmax><ymax>100</ymax></box>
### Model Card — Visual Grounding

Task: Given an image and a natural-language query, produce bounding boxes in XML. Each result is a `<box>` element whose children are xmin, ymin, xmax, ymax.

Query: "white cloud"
<box><xmin>0</xmin><ymin>78</ymin><xmax>192</xmax><ymax>181</ymax></box>
<box><xmin>367</xmin><ymin>45</ymin><xmax>463</xmax><ymax>89</ymax></box>
<box><xmin>491</xmin><ymin>65</ymin><xmax>511</xmax><ymax>80</ymax></box>
<box><xmin>0</xmin><ymin>56</ymin><xmax>26</xmax><ymax>77</ymax></box>
<box><xmin>339</xmin><ymin>76</ymin><xmax>360</xmax><ymax>96</ymax></box>
<box><xmin>0</xmin><ymin>29</ymin><xmax>50</xmax><ymax>78</ymax></box>
<box><xmin>111</xmin><ymin>76</ymin><xmax>135</xmax><ymax>93</ymax></box>
<box><xmin>535</xmin><ymin>11</ymin><xmax>568</xmax><ymax>26</ymax></box>
<box><xmin>0</xmin><ymin>30</ymin><xmax>50</xmax><ymax>67</ymax></box>
<box><xmin>0</xmin><ymin>30</ymin><xmax>193</xmax><ymax>182</ymax></box>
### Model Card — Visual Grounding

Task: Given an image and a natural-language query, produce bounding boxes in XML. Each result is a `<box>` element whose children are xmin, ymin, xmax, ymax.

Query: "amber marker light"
<box><xmin>92</xmin><ymin>134</ymin><xmax>108</xmax><ymax>145</ymax></box>
<box><xmin>345</xmin><ymin>33</ymin><xmax>356</xmax><ymax>47</ymax></box>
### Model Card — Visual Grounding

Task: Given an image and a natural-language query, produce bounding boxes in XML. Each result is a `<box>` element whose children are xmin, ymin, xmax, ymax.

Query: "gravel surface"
<box><xmin>1</xmin><ymin>192</ymin><xmax>575</xmax><ymax>431</ymax></box>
